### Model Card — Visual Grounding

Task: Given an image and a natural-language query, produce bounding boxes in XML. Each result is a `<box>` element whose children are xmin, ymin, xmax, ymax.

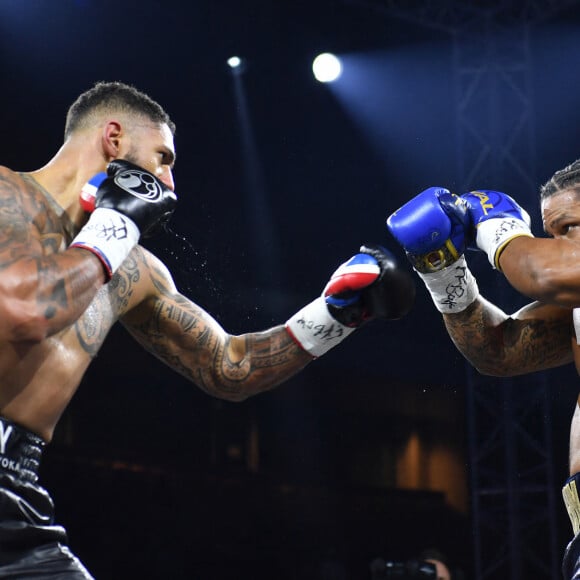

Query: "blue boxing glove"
<box><xmin>285</xmin><ymin>245</ymin><xmax>415</xmax><ymax>357</ymax></box>
<box><xmin>461</xmin><ymin>189</ymin><xmax>533</xmax><ymax>270</ymax></box>
<box><xmin>386</xmin><ymin>187</ymin><xmax>471</xmax><ymax>273</ymax></box>
<box><xmin>387</xmin><ymin>187</ymin><xmax>480</xmax><ymax>314</ymax></box>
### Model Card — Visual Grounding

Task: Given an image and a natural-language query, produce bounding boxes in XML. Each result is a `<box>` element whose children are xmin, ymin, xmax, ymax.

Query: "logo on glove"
<box><xmin>114</xmin><ymin>170</ymin><xmax>165</xmax><ymax>203</ymax></box>
<box><xmin>470</xmin><ymin>191</ymin><xmax>495</xmax><ymax>215</ymax></box>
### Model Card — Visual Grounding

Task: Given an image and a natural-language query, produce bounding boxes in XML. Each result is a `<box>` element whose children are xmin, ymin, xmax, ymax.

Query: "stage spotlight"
<box><xmin>227</xmin><ymin>56</ymin><xmax>243</xmax><ymax>69</ymax></box>
<box><xmin>312</xmin><ymin>53</ymin><xmax>342</xmax><ymax>83</ymax></box>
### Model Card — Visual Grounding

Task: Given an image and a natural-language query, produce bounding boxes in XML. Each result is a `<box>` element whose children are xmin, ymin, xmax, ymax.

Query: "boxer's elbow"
<box><xmin>468</xmin><ymin>352</ymin><xmax>525</xmax><ymax>377</ymax></box>
<box><xmin>472</xmin><ymin>362</ymin><xmax>513</xmax><ymax>377</ymax></box>
<box><xmin>458</xmin><ymin>348</ymin><xmax>514</xmax><ymax>377</ymax></box>
<box><xmin>221</xmin><ymin>390</ymin><xmax>251</xmax><ymax>403</ymax></box>
<box><xmin>211</xmin><ymin>377</ymin><xmax>252</xmax><ymax>403</ymax></box>
<box><xmin>207</xmin><ymin>376</ymin><xmax>273</xmax><ymax>403</ymax></box>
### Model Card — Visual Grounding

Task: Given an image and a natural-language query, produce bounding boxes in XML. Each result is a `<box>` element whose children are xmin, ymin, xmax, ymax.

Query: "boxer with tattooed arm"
<box><xmin>0</xmin><ymin>81</ymin><xmax>414</xmax><ymax>578</ymax></box>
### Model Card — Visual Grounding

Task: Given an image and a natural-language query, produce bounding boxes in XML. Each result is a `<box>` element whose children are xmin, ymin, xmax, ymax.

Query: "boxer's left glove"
<box><xmin>387</xmin><ymin>186</ymin><xmax>472</xmax><ymax>273</ymax></box>
<box><xmin>285</xmin><ymin>245</ymin><xmax>415</xmax><ymax>357</ymax></box>
<box><xmin>461</xmin><ymin>189</ymin><xmax>533</xmax><ymax>270</ymax></box>
<box><xmin>387</xmin><ymin>187</ymin><xmax>479</xmax><ymax>314</ymax></box>
<box><xmin>71</xmin><ymin>160</ymin><xmax>177</xmax><ymax>280</ymax></box>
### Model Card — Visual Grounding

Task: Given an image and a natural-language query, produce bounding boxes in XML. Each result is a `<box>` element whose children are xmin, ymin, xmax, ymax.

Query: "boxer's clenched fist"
<box><xmin>71</xmin><ymin>160</ymin><xmax>177</xmax><ymax>279</ymax></box>
<box><xmin>386</xmin><ymin>186</ymin><xmax>471</xmax><ymax>273</ymax></box>
<box><xmin>285</xmin><ymin>245</ymin><xmax>415</xmax><ymax>357</ymax></box>
<box><xmin>387</xmin><ymin>188</ymin><xmax>479</xmax><ymax>314</ymax></box>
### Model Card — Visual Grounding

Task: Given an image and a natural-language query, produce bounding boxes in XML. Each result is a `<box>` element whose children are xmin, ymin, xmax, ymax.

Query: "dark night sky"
<box><xmin>2</xmin><ymin>1</ymin><xmax>580</xmax><ymax>577</ymax></box>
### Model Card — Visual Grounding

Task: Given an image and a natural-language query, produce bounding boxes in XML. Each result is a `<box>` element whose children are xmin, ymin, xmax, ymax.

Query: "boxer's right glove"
<box><xmin>461</xmin><ymin>189</ymin><xmax>533</xmax><ymax>270</ymax></box>
<box><xmin>285</xmin><ymin>245</ymin><xmax>415</xmax><ymax>357</ymax></box>
<box><xmin>71</xmin><ymin>160</ymin><xmax>177</xmax><ymax>280</ymax></box>
<box><xmin>386</xmin><ymin>187</ymin><xmax>479</xmax><ymax>314</ymax></box>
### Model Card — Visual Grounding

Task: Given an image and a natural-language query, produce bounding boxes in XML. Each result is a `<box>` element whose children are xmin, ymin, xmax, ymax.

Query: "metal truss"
<box><xmin>466</xmin><ymin>370</ymin><xmax>560</xmax><ymax>580</ymax></box>
<box><xmin>453</xmin><ymin>16</ymin><xmax>537</xmax><ymax>196</ymax></box>
<box><xmin>456</xmin><ymin>21</ymin><xmax>559</xmax><ymax>579</ymax></box>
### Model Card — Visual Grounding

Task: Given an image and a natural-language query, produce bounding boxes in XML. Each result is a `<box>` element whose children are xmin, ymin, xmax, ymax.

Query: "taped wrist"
<box><xmin>70</xmin><ymin>207</ymin><xmax>140</xmax><ymax>280</ymax></box>
<box><xmin>476</xmin><ymin>218</ymin><xmax>533</xmax><ymax>270</ymax></box>
<box><xmin>416</xmin><ymin>255</ymin><xmax>479</xmax><ymax>313</ymax></box>
<box><xmin>285</xmin><ymin>296</ymin><xmax>356</xmax><ymax>357</ymax></box>
<box><xmin>563</xmin><ymin>473</ymin><xmax>580</xmax><ymax>535</ymax></box>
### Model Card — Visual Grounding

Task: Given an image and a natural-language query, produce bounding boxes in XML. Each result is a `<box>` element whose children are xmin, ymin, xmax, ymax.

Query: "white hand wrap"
<box><xmin>285</xmin><ymin>296</ymin><xmax>355</xmax><ymax>357</ymax></box>
<box><xmin>416</xmin><ymin>255</ymin><xmax>479</xmax><ymax>314</ymax></box>
<box><xmin>476</xmin><ymin>217</ymin><xmax>533</xmax><ymax>270</ymax></box>
<box><xmin>70</xmin><ymin>208</ymin><xmax>140</xmax><ymax>279</ymax></box>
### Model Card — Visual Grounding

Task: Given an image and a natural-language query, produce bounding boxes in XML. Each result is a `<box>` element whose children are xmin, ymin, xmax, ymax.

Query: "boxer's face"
<box><xmin>123</xmin><ymin>122</ymin><xmax>176</xmax><ymax>191</ymax></box>
<box><xmin>542</xmin><ymin>188</ymin><xmax>580</xmax><ymax>240</ymax></box>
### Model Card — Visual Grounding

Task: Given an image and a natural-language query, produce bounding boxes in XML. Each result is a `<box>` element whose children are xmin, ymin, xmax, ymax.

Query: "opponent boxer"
<box><xmin>0</xmin><ymin>81</ymin><xmax>414</xmax><ymax>578</ymax></box>
<box><xmin>386</xmin><ymin>160</ymin><xmax>580</xmax><ymax>579</ymax></box>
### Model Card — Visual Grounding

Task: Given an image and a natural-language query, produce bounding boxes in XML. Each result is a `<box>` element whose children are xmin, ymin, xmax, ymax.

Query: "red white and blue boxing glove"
<box><xmin>461</xmin><ymin>189</ymin><xmax>533</xmax><ymax>270</ymax></box>
<box><xmin>387</xmin><ymin>187</ymin><xmax>479</xmax><ymax>313</ymax></box>
<box><xmin>71</xmin><ymin>160</ymin><xmax>177</xmax><ymax>280</ymax></box>
<box><xmin>285</xmin><ymin>244</ymin><xmax>415</xmax><ymax>357</ymax></box>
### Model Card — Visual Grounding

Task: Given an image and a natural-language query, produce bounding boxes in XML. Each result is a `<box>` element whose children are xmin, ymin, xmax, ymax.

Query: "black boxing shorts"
<box><xmin>0</xmin><ymin>416</ymin><xmax>93</xmax><ymax>578</ymax></box>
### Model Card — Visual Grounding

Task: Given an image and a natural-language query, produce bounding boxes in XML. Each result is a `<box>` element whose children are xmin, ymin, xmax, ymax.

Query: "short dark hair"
<box><xmin>64</xmin><ymin>81</ymin><xmax>175</xmax><ymax>139</ymax></box>
<box><xmin>540</xmin><ymin>158</ymin><xmax>580</xmax><ymax>201</ymax></box>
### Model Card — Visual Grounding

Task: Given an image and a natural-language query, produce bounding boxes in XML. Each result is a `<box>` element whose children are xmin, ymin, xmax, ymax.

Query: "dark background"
<box><xmin>1</xmin><ymin>1</ymin><xmax>580</xmax><ymax>578</ymax></box>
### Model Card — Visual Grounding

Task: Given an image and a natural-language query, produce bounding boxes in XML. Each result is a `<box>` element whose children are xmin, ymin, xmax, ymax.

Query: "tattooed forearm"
<box><xmin>199</xmin><ymin>329</ymin><xmax>308</xmax><ymax>400</ymax></box>
<box><xmin>74</xmin><ymin>284</ymin><xmax>117</xmax><ymax>357</ymax></box>
<box><xmin>127</xmin><ymin>292</ymin><xmax>311</xmax><ymax>401</ymax></box>
<box><xmin>239</xmin><ymin>330</ymin><xmax>302</xmax><ymax>371</ymax></box>
<box><xmin>444</xmin><ymin>301</ymin><xmax>570</xmax><ymax>376</ymax></box>
<box><xmin>109</xmin><ymin>253</ymin><xmax>140</xmax><ymax>311</ymax></box>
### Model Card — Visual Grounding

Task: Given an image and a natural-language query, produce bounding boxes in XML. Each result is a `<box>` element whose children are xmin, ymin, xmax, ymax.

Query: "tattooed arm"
<box><xmin>0</xmin><ymin>167</ymin><xmax>105</xmax><ymax>342</ymax></box>
<box><xmin>120</xmin><ymin>248</ymin><xmax>313</xmax><ymax>401</ymax></box>
<box><xmin>442</xmin><ymin>294</ymin><xmax>574</xmax><ymax>376</ymax></box>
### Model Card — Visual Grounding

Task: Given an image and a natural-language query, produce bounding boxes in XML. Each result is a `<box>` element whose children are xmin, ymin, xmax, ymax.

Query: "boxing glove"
<box><xmin>387</xmin><ymin>188</ymin><xmax>479</xmax><ymax>314</ymax></box>
<box><xmin>325</xmin><ymin>244</ymin><xmax>415</xmax><ymax>325</ymax></box>
<box><xmin>285</xmin><ymin>245</ymin><xmax>415</xmax><ymax>357</ymax></box>
<box><xmin>71</xmin><ymin>160</ymin><xmax>178</xmax><ymax>279</ymax></box>
<box><xmin>461</xmin><ymin>189</ymin><xmax>533</xmax><ymax>269</ymax></box>
<box><xmin>386</xmin><ymin>187</ymin><xmax>471</xmax><ymax>273</ymax></box>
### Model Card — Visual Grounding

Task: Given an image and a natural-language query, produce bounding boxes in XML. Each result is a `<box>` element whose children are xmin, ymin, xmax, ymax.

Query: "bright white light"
<box><xmin>227</xmin><ymin>56</ymin><xmax>242</xmax><ymax>69</ymax></box>
<box><xmin>312</xmin><ymin>53</ymin><xmax>342</xmax><ymax>83</ymax></box>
